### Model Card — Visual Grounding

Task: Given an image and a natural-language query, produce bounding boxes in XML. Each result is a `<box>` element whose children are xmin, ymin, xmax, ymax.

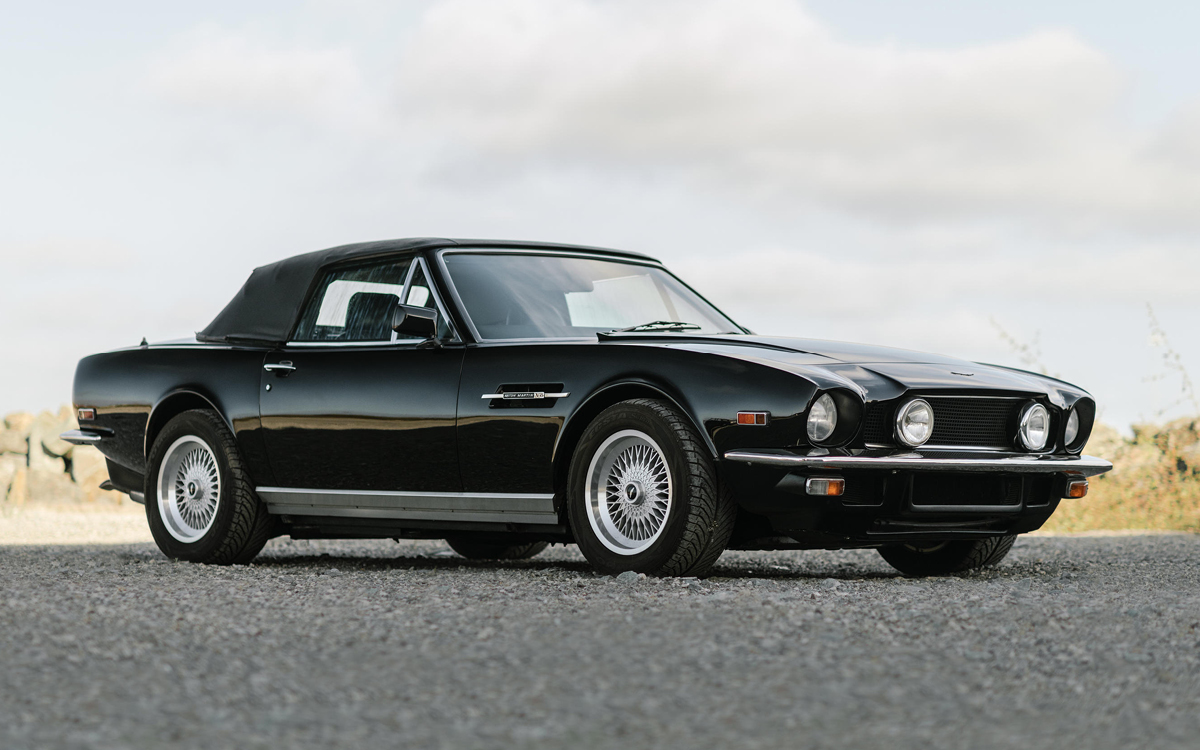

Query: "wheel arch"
<box><xmin>144</xmin><ymin>389</ymin><xmax>230</xmax><ymax>459</ymax></box>
<box><xmin>551</xmin><ymin>380</ymin><xmax>715</xmax><ymax>502</ymax></box>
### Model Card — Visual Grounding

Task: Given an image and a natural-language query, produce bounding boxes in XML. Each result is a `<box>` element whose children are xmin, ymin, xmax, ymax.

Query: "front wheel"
<box><xmin>878</xmin><ymin>535</ymin><xmax>1017</xmax><ymax>577</ymax></box>
<box><xmin>567</xmin><ymin>399</ymin><xmax>736</xmax><ymax>577</ymax></box>
<box><xmin>145</xmin><ymin>409</ymin><xmax>274</xmax><ymax>564</ymax></box>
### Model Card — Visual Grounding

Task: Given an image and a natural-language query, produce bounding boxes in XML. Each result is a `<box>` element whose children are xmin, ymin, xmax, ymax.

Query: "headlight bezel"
<box><xmin>1061</xmin><ymin>398</ymin><xmax>1095</xmax><ymax>454</ymax></box>
<box><xmin>894</xmin><ymin>398</ymin><xmax>935</xmax><ymax>448</ymax></box>
<box><xmin>803</xmin><ymin>389</ymin><xmax>863</xmax><ymax>448</ymax></box>
<box><xmin>1063</xmin><ymin>408</ymin><xmax>1080</xmax><ymax>447</ymax></box>
<box><xmin>1017</xmin><ymin>402</ymin><xmax>1051</xmax><ymax>452</ymax></box>
<box><xmin>806</xmin><ymin>393</ymin><xmax>838</xmax><ymax>444</ymax></box>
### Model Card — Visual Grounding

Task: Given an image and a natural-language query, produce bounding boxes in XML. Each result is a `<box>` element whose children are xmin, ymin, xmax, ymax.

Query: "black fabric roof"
<box><xmin>196</xmin><ymin>237</ymin><xmax>659</xmax><ymax>344</ymax></box>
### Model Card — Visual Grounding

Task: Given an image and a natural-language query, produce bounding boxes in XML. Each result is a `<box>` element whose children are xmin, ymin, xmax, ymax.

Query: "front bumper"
<box><xmin>723</xmin><ymin>450</ymin><xmax>1112</xmax><ymax>477</ymax></box>
<box><xmin>720</xmin><ymin>449</ymin><xmax>1113</xmax><ymax>547</ymax></box>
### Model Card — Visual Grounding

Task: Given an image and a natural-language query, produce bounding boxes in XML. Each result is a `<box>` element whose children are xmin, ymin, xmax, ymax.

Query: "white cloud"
<box><xmin>394</xmin><ymin>0</ymin><xmax>1200</xmax><ymax>230</ymax></box>
<box><xmin>148</xmin><ymin>25</ymin><xmax>375</xmax><ymax>130</ymax></box>
<box><xmin>673</xmin><ymin>244</ymin><xmax>1200</xmax><ymax>324</ymax></box>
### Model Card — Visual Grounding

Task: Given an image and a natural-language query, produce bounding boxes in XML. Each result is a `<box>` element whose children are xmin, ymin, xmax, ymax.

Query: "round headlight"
<box><xmin>807</xmin><ymin>393</ymin><xmax>838</xmax><ymax>443</ymax></box>
<box><xmin>895</xmin><ymin>399</ymin><xmax>934</xmax><ymax>447</ymax></box>
<box><xmin>1018</xmin><ymin>403</ymin><xmax>1050</xmax><ymax>451</ymax></box>
<box><xmin>1063</xmin><ymin>408</ymin><xmax>1080</xmax><ymax>447</ymax></box>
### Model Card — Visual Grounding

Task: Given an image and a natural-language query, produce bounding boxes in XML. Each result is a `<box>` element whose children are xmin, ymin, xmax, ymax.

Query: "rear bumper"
<box><xmin>60</xmin><ymin>429</ymin><xmax>108</xmax><ymax>445</ymax></box>
<box><xmin>723</xmin><ymin>450</ymin><xmax>1112</xmax><ymax>477</ymax></box>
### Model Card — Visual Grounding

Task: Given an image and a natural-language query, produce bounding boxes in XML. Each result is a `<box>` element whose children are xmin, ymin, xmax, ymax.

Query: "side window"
<box><xmin>292</xmin><ymin>257</ymin><xmax>412</xmax><ymax>342</ymax></box>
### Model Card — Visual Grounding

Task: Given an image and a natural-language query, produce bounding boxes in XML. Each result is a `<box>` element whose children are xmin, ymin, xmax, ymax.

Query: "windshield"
<box><xmin>442</xmin><ymin>253</ymin><xmax>741</xmax><ymax>340</ymax></box>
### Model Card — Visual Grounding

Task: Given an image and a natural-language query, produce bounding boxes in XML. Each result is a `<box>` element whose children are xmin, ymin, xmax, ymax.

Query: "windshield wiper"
<box><xmin>610</xmin><ymin>321</ymin><xmax>703</xmax><ymax>333</ymax></box>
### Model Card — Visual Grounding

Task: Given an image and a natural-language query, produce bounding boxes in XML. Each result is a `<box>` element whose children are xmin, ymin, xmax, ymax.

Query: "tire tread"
<box><xmin>569</xmin><ymin>398</ymin><xmax>735</xmax><ymax>577</ymax></box>
<box><xmin>146</xmin><ymin>409</ymin><xmax>271</xmax><ymax>565</ymax></box>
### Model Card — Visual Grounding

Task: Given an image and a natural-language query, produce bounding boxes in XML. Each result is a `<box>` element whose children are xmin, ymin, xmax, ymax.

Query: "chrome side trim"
<box><xmin>255</xmin><ymin>487</ymin><xmax>558</xmax><ymax>525</ymax></box>
<box><xmin>60</xmin><ymin>430</ymin><xmax>103</xmax><ymax>445</ymax></box>
<box><xmin>481</xmin><ymin>392</ymin><xmax>570</xmax><ymax>400</ymax></box>
<box><xmin>722</xmin><ymin>451</ymin><xmax>1113</xmax><ymax>477</ymax></box>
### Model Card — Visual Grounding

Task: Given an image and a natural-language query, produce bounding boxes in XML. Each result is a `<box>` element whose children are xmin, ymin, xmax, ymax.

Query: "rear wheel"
<box><xmin>567</xmin><ymin>399</ymin><xmax>735</xmax><ymax>577</ymax></box>
<box><xmin>446</xmin><ymin>537</ymin><xmax>548</xmax><ymax>560</ymax></box>
<box><xmin>878</xmin><ymin>535</ymin><xmax>1017</xmax><ymax>577</ymax></box>
<box><xmin>145</xmin><ymin>409</ymin><xmax>274</xmax><ymax>564</ymax></box>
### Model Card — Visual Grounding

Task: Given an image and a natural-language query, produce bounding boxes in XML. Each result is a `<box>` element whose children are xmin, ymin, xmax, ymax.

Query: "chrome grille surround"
<box><xmin>863</xmin><ymin>396</ymin><xmax>1023</xmax><ymax>450</ymax></box>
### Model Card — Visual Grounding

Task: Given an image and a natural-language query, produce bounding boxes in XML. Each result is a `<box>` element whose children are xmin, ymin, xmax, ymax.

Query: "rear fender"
<box><xmin>144</xmin><ymin>389</ymin><xmax>229</xmax><ymax>458</ymax></box>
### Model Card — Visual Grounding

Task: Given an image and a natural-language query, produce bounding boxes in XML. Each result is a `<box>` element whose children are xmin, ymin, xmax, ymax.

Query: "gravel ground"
<box><xmin>2</xmin><ymin>511</ymin><xmax>1198</xmax><ymax>750</ymax></box>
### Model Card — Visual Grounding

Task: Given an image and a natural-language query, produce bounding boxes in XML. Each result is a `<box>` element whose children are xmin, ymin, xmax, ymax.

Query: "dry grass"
<box><xmin>1044</xmin><ymin>417</ymin><xmax>1200</xmax><ymax>532</ymax></box>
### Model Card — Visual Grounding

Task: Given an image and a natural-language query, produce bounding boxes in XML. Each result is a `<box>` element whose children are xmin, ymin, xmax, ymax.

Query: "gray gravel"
<box><xmin>2</xmin><ymin>533</ymin><xmax>1199</xmax><ymax>750</ymax></box>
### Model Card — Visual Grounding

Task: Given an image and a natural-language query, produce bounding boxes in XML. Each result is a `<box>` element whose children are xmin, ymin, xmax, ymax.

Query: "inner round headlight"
<box><xmin>807</xmin><ymin>393</ymin><xmax>838</xmax><ymax>443</ymax></box>
<box><xmin>1064</xmin><ymin>408</ymin><xmax>1080</xmax><ymax>447</ymax></box>
<box><xmin>895</xmin><ymin>399</ymin><xmax>934</xmax><ymax>447</ymax></box>
<box><xmin>1018</xmin><ymin>403</ymin><xmax>1050</xmax><ymax>451</ymax></box>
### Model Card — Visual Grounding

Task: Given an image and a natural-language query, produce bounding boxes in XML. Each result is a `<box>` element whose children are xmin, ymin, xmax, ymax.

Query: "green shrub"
<box><xmin>1044</xmin><ymin>418</ymin><xmax>1200</xmax><ymax>532</ymax></box>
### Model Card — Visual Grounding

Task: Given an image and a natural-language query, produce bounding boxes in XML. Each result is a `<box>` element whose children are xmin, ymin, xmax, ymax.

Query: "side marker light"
<box><xmin>77</xmin><ymin>408</ymin><xmax>96</xmax><ymax>421</ymax></box>
<box><xmin>737</xmin><ymin>412</ymin><xmax>770</xmax><ymax>426</ymax></box>
<box><xmin>1066</xmin><ymin>480</ymin><xmax>1089</xmax><ymax>499</ymax></box>
<box><xmin>805</xmin><ymin>477</ymin><xmax>846</xmax><ymax>497</ymax></box>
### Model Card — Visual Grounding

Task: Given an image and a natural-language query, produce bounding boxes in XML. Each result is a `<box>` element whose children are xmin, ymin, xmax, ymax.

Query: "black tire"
<box><xmin>445</xmin><ymin>537</ymin><xmax>549</xmax><ymax>560</ymax></box>
<box><xmin>878</xmin><ymin>534</ymin><xmax>1017</xmax><ymax>577</ymax></box>
<box><xmin>567</xmin><ymin>398</ymin><xmax>735</xmax><ymax>577</ymax></box>
<box><xmin>145</xmin><ymin>409</ymin><xmax>274</xmax><ymax>564</ymax></box>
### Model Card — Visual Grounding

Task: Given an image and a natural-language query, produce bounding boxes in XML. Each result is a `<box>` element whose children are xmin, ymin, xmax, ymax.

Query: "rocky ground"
<box><xmin>0</xmin><ymin>408</ymin><xmax>126</xmax><ymax>507</ymax></box>
<box><xmin>1</xmin><ymin>512</ymin><xmax>1198</xmax><ymax>750</ymax></box>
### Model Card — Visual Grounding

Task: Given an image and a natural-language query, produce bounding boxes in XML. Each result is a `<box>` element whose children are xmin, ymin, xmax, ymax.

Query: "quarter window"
<box><xmin>399</xmin><ymin>263</ymin><xmax>453</xmax><ymax>340</ymax></box>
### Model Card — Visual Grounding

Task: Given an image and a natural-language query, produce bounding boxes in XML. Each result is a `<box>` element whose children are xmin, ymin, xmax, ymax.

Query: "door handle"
<box><xmin>264</xmin><ymin>361</ymin><xmax>296</xmax><ymax>375</ymax></box>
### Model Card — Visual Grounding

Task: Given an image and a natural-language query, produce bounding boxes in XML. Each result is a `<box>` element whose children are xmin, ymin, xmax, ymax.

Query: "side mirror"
<box><xmin>392</xmin><ymin>304</ymin><xmax>439</xmax><ymax>339</ymax></box>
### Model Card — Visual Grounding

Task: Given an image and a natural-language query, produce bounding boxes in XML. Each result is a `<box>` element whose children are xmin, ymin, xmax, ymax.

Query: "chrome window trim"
<box><xmin>286</xmin><ymin>255</ymin><xmax>459</xmax><ymax>349</ymax></box>
<box><xmin>435</xmin><ymin>247</ymin><xmax>743</xmax><ymax>344</ymax></box>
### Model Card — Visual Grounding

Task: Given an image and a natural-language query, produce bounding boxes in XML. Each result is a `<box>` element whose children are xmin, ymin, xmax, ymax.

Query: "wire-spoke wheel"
<box><xmin>145</xmin><ymin>409</ymin><xmax>275</xmax><ymax>564</ymax></box>
<box><xmin>585</xmin><ymin>430</ymin><xmax>673</xmax><ymax>555</ymax></box>
<box><xmin>157</xmin><ymin>436</ymin><xmax>222</xmax><ymax>543</ymax></box>
<box><xmin>568</xmin><ymin>399</ymin><xmax>736</xmax><ymax>577</ymax></box>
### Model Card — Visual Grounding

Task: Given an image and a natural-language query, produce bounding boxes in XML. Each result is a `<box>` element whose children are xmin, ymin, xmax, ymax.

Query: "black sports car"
<box><xmin>63</xmin><ymin>238</ymin><xmax>1111</xmax><ymax>576</ymax></box>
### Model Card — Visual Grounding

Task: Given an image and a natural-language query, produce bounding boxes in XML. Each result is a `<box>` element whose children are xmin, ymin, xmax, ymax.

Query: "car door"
<box><xmin>456</xmin><ymin>342</ymin><xmax>585</xmax><ymax>494</ymax></box>
<box><xmin>258</xmin><ymin>255</ymin><xmax>464</xmax><ymax>493</ymax></box>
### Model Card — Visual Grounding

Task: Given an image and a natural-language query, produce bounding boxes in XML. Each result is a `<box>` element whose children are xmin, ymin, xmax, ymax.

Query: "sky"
<box><xmin>1</xmin><ymin>0</ymin><xmax>1198</xmax><ymax>430</ymax></box>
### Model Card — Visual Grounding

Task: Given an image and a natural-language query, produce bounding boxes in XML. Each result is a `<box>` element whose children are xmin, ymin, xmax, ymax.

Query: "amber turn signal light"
<box><xmin>805</xmin><ymin>477</ymin><xmax>846</xmax><ymax>497</ymax></box>
<box><xmin>737</xmin><ymin>411</ymin><xmax>770</xmax><ymax>425</ymax></box>
<box><xmin>1065</xmin><ymin>479</ymin><xmax>1088</xmax><ymax>499</ymax></box>
<box><xmin>76</xmin><ymin>408</ymin><xmax>96</xmax><ymax>421</ymax></box>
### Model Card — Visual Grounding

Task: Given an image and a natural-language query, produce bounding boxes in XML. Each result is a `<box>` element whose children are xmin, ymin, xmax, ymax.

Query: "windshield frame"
<box><xmin>435</xmin><ymin>248</ymin><xmax>747</xmax><ymax>343</ymax></box>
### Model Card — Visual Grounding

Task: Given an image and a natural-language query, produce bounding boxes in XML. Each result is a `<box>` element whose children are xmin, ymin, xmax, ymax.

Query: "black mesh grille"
<box><xmin>862</xmin><ymin>397</ymin><xmax>1019</xmax><ymax>449</ymax></box>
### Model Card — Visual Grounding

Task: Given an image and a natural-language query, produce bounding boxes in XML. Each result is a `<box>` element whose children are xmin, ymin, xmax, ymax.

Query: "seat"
<box><xmin>343</xmin><ymin>292</ymin><xmax>398</xmax><ymax>341</ymax></box>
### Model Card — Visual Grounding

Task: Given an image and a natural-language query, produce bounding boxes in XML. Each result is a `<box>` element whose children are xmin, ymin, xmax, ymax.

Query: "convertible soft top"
<box><xmin>196</xmin><ymin>237</ymin><xmax>658</xmax><ymax>344</ymax></box>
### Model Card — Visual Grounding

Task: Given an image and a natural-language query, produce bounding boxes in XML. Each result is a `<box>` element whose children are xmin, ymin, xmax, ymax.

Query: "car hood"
<box><xmin>613</xmin><ymin>333</ymin><xmax>1087</xmax><ymax>405</ymax></box>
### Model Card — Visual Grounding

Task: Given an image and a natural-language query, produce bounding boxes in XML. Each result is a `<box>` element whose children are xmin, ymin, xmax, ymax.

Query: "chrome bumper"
<box><xmin>60</xmin><ymin>429</ymin><xmax>105</xmax><ymax>445</ymax></box>
<box><xmin>723</xmin><ymin>450</ymin><xmax>1113</xmax><ymax>478</ymax></box>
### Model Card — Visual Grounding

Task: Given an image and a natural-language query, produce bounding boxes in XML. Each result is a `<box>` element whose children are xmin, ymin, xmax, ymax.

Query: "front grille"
<box><xmin>862</xmin><ymin>397</ymin><xmax>1019</xmax><ymax>449</ymax></box>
